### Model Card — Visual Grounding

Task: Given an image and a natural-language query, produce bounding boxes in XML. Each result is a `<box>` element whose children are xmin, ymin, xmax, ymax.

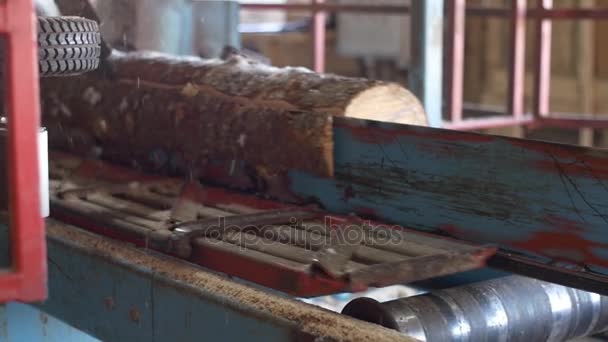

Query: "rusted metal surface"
<box><xmin>312</xmin><ymin>223</ymin><xmax>363</xmax><ymax>278</ymax></box>
<box><xmin>349</xmin><ymin>250</ymin><xmax>495</xmax><ymax>288</ymax></box>
<box><xmin>46</xmin><ymin>115</ymin><xmax>608</xmax><ymax>293</ymax></box>
<box><xmin>48</xmin><ymin>152</ymin><xmax>493</xmax><ymax>297</ymax></box>
<box><xmin>290</xmin><ymin>117</ymin><xmax>608</xmax><ymax>294</ymax></box>
<box><xmin>489</xmin><ymin>251</ymin><xmax>608</xmax><ymax>296</ymax></box>
<box><xmin>169</xmin><ymin>208</ymin><xmax>322</xmax><ymax>258</ymax></box>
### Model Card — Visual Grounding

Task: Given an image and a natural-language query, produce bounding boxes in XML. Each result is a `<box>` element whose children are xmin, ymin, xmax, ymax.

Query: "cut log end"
<box><xmin>345</xmin><ymin>84</ymin><xmax>427</xmax><ymax>126</ymax></box>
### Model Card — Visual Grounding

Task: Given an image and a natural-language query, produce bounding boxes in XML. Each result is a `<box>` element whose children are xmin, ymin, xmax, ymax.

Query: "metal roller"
<box><xmin>342</xmin><ymin>275</ymin><xmax>608</xmax><ymax>342</ymax></box>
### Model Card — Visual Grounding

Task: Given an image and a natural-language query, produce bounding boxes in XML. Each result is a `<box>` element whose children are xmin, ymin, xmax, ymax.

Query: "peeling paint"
<box><xmin>291</xmin><ymin>117</ymin><xmax>608</xmax><ymax>282</ymax></box>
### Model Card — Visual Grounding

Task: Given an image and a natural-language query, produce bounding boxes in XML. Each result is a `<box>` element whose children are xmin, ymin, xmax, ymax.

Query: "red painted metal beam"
<box><xmin>0</xmin><ymin>275</ymin><xmax>22</xmax><ymax>300</ymax></box>
<box><xmin>48</xmin><ymin>152</ymin><xmax>495</xmax><ymax>297</ymax></box>
<box><xmin>1</xmin><ymin>0</ymin><xmax>46</xmax><ymax>302</ymax></box>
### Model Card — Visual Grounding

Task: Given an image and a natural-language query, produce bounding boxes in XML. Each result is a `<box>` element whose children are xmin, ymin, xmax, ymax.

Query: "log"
<box><xmin>41</xmin><ymin>51</ymin><xmax>426</xmax><ymax>179</ymax></box>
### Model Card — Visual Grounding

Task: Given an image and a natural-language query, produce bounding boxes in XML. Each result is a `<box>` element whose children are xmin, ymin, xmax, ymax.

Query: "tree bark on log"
<box><xmin>41</xmin><ymin>51</ymin><xmax>426</xmax><ymax>179</ymax></box>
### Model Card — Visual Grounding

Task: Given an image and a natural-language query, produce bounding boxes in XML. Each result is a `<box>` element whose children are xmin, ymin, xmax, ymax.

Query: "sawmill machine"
<box><xmin>1</xmin><ymin>1</ymin><xmax>608</xmax><ymax>341</ymax></box>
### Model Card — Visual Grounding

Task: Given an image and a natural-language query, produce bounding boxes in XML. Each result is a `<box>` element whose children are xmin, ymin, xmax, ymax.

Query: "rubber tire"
<box><xmin>37</xmin><ymin>16</ymin><xmax>101</xmax><ymax>76</ymax></box>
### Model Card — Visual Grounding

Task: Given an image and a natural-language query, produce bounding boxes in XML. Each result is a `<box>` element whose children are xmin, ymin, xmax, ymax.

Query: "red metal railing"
<box><xmin>0</xmin><ymin>0</ymin><xmax>47</xmax><ymax>301</ymax></box>
<box><xmin>447</xmin><ymin>1</ymin><xmax>608</xmax><ymax>130</ymax></box>
<box><xmin>241</xmin><ymin>1</ymin><xmax>608</xmax><ymax>131</ymax></box>
<box><xmin>241</xmin><ymin>2</ymin><xmax>409</xmax><ymax>74</ymax></box>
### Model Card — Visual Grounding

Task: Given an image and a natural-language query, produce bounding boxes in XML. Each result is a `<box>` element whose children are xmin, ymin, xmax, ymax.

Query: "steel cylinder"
<box><xmin>342</xmin><ymin>275</ymin><xmax>608</xmax><ymax>342</ymax></box>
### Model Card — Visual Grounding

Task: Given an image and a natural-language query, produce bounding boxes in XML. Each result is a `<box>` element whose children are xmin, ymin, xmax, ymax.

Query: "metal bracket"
<box><xmin>167</xmin><ymin>208</ymin><xmax>322</xmax><ymax>258</ymax></box>
<box><xmin>48</xmin><ymin>153</ymin><xmax>495</xmax><ymax>296</ymax></box>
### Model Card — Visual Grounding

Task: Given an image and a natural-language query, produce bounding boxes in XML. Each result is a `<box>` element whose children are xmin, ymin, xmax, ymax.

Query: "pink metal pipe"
<box><xmin>533</xmin><ymin>0</ymin><xmax>553</xmax><ymax>118</ymax></box>
<box><xmin>312</xmin><ymin>0</ymin><xmax>326</xmax><ymax>73</ymax></box>
<box><xmin>444</xmin><ymin>115</ymin><xmax>608</xmax><ymax>131</ymax></box>
<box><xmin>444</xmin><ymin>116</ymin><xmax>534</xmax><ymax>131</ymax></box>
<box><xmin>446</xmin><ymin>0</ymin><xmax>466</xmax><ymax>123</ymax></box>
<box><xmin>507</xmin><ymin>0</ymin><xmax>527</xmax><ymax>120</ymax></box>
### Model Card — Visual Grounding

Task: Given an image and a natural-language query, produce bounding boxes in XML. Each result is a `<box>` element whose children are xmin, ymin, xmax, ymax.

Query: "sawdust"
<box><xmin>47</xmin><ymin>219</ymin><xmax>416</xmax><ymax>342</ymax></box>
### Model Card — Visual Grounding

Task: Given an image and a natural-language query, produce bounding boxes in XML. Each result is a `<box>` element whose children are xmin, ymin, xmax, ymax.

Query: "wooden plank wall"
<box><xmin>465</xmin><ymin>0</ymin><xmax>607</xmax><ymax>116</ymax></box>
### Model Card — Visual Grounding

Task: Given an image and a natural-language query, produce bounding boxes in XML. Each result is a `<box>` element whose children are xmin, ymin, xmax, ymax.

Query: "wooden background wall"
<box><xmin>464</xmin><ymin>0</ymin><xmax>607</xmax><ymax>115</ymax></box>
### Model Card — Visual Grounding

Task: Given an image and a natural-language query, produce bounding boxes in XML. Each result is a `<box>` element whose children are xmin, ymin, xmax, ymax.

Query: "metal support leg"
<box><xmin>409</xmin><ymin>0</ymin><xmax>444</xmax><ymax>128</ymax></box>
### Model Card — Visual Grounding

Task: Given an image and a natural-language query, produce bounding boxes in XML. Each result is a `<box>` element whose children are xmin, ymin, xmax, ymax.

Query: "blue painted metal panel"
<box><xmin>31</xmin><ymin>222</ymin><xmax>410</xmax><ymax>342</ymax></box>
<box><xmin>0</xmin><ymin>303</ymin><xmax>98</xmax><ymax>342</ymax></box>
<box><xmin>151</xmin><ymin>283</ymin><xmax>290</xmax><ymax>341</ymax></box>
<box><xmin>38</xmin><ymin>231</ymin><xmax>292</xmax><ymax>342</ymax></box>
<box><xmin>290</xmin><ymin>117</ymin><xmax>608</xmax><ymax>276</ymax></box>
<box><xmin>42</xmin><ymin>246</ymin><xmax>156</xmax><ymax>341</ymax></box>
